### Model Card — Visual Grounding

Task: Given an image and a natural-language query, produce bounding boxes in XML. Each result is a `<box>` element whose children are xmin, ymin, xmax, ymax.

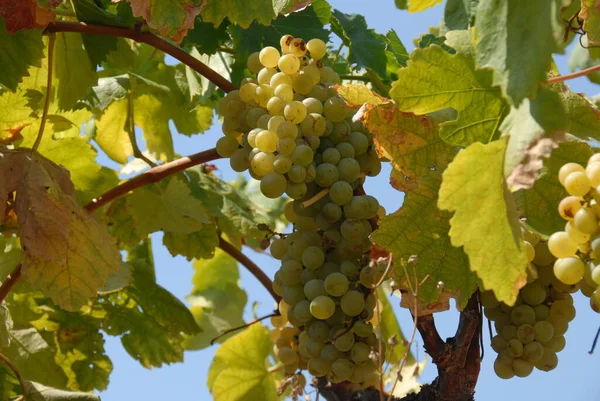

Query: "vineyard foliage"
<box><xmin>0</xmin><ymin>0</ymin><xmax>599</xmax><ymax>400</ymax></box>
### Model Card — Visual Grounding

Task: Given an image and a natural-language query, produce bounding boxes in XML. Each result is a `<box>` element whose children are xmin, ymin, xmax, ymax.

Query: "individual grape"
<box><xmin>287</xmin><ymin>165</ymin><xmax>306</xmax><ymax>184</ymax></box>
<box><xmin>338</xmin><ymin>158</ymin><xmax>361</xmax><ymax>183</ymax></box>
<box><xmin>301</xmin><ymin>269</ymin><xmax>318</xmax><ymax>285</ymax></box>
<box><xmin>310</xmin><ymin>295</ymin><xmax>336</xmax><ymax>319</ymax></box>
<box><xmin>250</xmin><ymin>151</ymin><xmax>275</xmax><ymax>176</ymax></box>
<box><xmin>307</xmin><ymin>320</ymin><xmax>329</xmax><ymax>343</ymax></box>
<box><xmin>279</xmin><ymin>54</ymin><xmax>300</xmax><ymax>74</ymax></box>
<box><xmin>286</xmin><ymin>181</ymin><xmax>308</xmax><ymax>200</ymax></box>
<box><xmin>280</xmin><ymin>34</ymin><xmax>294</xmax><ymax>53</ymax></box>
<box><xmin>324</xmin><ymin>272</ymin><xmax>349</xmax><ymax>296</ymax></box>
<box><xmin>256</xmin><ymin>114</ymin><xmax>271</xmax><ymax>130</ymax></box>
<box><xmin>293</xmin><ymin>73</ymin><xmax>314</xmax><ymax>95</ymax></box>
<box><xmin>257</xmin><ymin>67</ymin><xmax>277</xmax><ymax>85</ymax></box>
<box><xmin>324</xmin><ymin>97</ymin><xmax>349</xmax><ymax>122</ymax></box>
<box><xmin>307</xmin><ymin>38</ymin><xmax>327</xmax><ymax>60</ymax></box>
<box><xmin>553</xmin><ymin>256</ymin><xmax>584</xmax><ymax>285</ymax></box>
<box><xmin>274</xmin><ymin>154</ymin><xmax>292</xmax><ymax>174</ymax></box>
<box><xmin>274</xmin><ymin>83</ymin><xmax>293</xmax><ymax>103</ymax></box>
<box><xmin>290</xmin><ymin>38</ymin><xmax>307</xmax><ymax>57</ymax></box>
<box><xmin>533</xmin><ymin>242</ymin><xmax>556</xmax><ymax>266</ymax></box>
<box><xmin>278</xmin><ymin>346</ymin><xmax>299</xmax><ymax>365</ymax></box>
<box><xmin>321</xmin><ymin>66</ymin><xmax>341</xmax><ymax>84</ymax></box>
<box><xmin>331</xmin><ymin>358</ymin><xmax>354</xmax><ymax>381</ymax></box>
<box><xmin>259</xmin><ymin>46</ymin><xmax>280</xmax><ymax>68</ymax></box>
<box><xmin>511</xmin><ymin>305</ymin><xmax>536</xmax><ymax>325</ymax></box>
<box><xmin>296</xmin><ymin>215</ymin><xmax>318</xmax><ymax>232</ymax></box>
<box><xmin>341</xmin><ymin>219</ymin><xmax>364</xmax><ymax>242</ymax></box>
<box><xmin>558</xmin><ymin>162</ymin><xmax>585</xmax><ymax>186</ymax></box>
<box><xmin>329</xmin><ymin>181</ymin><xmax>354</xmax><ymax>205</ymax></box>
<box><xmin>524</xmin><ymin>241</ymin><xmax>535</xmax><ymax>263</ymax></box>
<box><xmin>255</xmin><ymin>130</ymin><xmax>278</xmax><ymax>152</ymax></box>
<box><xmin>547</xmin><ymin>231</ymin><xmax>578</xmax><ymax>258</ymax></box>
<box><xmin>491</xmin><ymin>335</ymin><xmax>508</xmax><ymax>352</ymax></box>
<box><xmin>349</xmin><ymin>132</ymin><xmax>369</xmax><ymax>155</ymax></box>
<box><xmin>512</xmin><ymin>358</ymin><xmax>534</xmax><ymax>377</ymax></box>
<box><xmin>300</xmin><ymin>113</ymin><xmax>327</xmax><ymax>136</ymax></box>
<box><xmin>507</xmin><ymin>339</ymin><xmax>524</xmax><ymax>357</ymax></box>
<box><xmin>271</xmin><ymin>238</ymin><xmax>288</xmax><ymax>260</ymax></box>
<box><xmin>280</xmin><ymin>260</ymin><xmax>303</xmax><ymax>286</ymax></box>
<box><xmin>589</xmin><ymin>153</ymin><xmax>600</xmax><ymax>165</ymax></box>
<box><xmin>494</xmin><ymin>356</ymin><xmax>515</xmax><ymax>379</ymax></box>
<box><xmin>573</xmin><ymin>206</ymin><xmax>598</xmax><ymax>234</ymax></box>
<box><xmin>266</xmin><ymin>96</ymin><xmax>286</xmax><ymax>116</ymax></box>
<box><xmin>564</xmin><ymin>171</ymin><xmax>591</xmax><ymax>197</ymax></box>
<box><xmin>523</xmin><ymin>341</ymin><xmax>544</xmax><ymax>362</ymax></box>
<box><xmin>516</xmin><ymin>324</ymin><xmax>535</xmax><ymax>344</ymax></box>
<box><xmin>336</xmin><ymin>142</ymin><xmax>356</xmax><ymax>158</ymax></box>
<box><xmin>303</xmin><ymin>97</ymin><xmax>324</xmax><ymax>114</ymax></box>
<box><xmin>534</xmin><ymin>349</ymin><xmax>558</xmax><ymax>371</ymax></box>
<box><xmin>592</xmin><ymin>265</ymin><xmax>600</xmax><ymax>285</ymax></box>
<box><xmin>349</xmin><ymin>342</ymin><xmax>371</xmax><ymax>364</ymax></box>
<box><xmin>246</xmin><ymin>107</ymin><xmax>268</xmax><ymax>127</ymax></box>
<box><xmin>292</xmin><ymin>145</ymin><xmax>314</xmax><ymax>167</ymax></box>
<box><xmin>321</xmin><ymin>344</ymin><xmax>342</xmax><ymax>363</ymax></box>
<box><xmin>543</xmin><ymin>335</ymin><xmax>566</xmax><ymax>353</ymax></box>
<box><xmin>520</xmin><ymin>282</ymin><xmax>546</xmax><ymax>306</ymax></box>
<box><xmin>322</xmin><ymin>148</ymin><xmax>341</xmax><ymax>165</ymax></box>
<box><xmin>533</xmin><ymin>321</ymin><xmax>554</xmax><ymax>343</ymax></box>
<box><xmin>341</xmin><ymin>291</ymin><xmax>365</xmax><ymax>316</ymax></box>
<box><xmin>230</xmin><ymin>148</ymin><xmax>250</xmax><ymax>172</ymax></box>
<box><xmin>309</xmin><ymin>84</ymin><xmax>328</xmax><ymax>102</ymax></box>
<box><xmin>271</xmin><ymin>72</ymin><xmax>293</xmax><ymax>88</ymax></box>
<box><xmin>302</xmin><ymin>246</ymin><xmax>325</xmax><ymax>270</ymax></box>
<box><xmin>565</xmin><ymin>220</ymin><xmax>590</xmax><ymax>244</ymax></box>
<box><xmin>549</xmin><ymin>299</ymin><xmax>576</xmax><ymax>321</ymax></box>
<box><xmin>294</xmin><ymin>300</ymin><xmax>313</xmax><ymax>324</ymax></box>
<box><xmin>558</xmin><ymin>196</ymin><xmax>583</xmax><ymax>220</ymax></box>
<box><xmin>216</xmin><ymin>136</ymin><xmax>239</xmax><ymax>157</ymax></box>
<box><xmin>261</xmin><ymin>172</ymin><xmax>287</xmax><ymax>198</ymax></box>
<box><xmin>284</xmin><ymin>101</ymin><xmax>308</xmax><ymax>124</ymax></box>
<box><xmin>352</xmin><ymin>321</ymin><xmax>373</xmax><ymax>338</ymax></box>
<box><xmin>502</xmin><ymin>325</ymin><xmax>517</xmax><ymax>340</ymax></box>
<box><xmin>283</xmin><ymin>285</ymin><xmax>306</xmax><ymax>305</ymax></box>
<box><xmin>308</xmin><ymin>357</ymin><xmax>330</xmax><ymax>377</ymax></box>
<box><xmin>333</xmin><ymin>329</ymin><xmax>355</xmax><ymax>352</ymax></box>
<box><xmin>341</xmin><ymin>260</ymin><xmax>359</xmax><ymax>277</ymax></box>
<box><xmin>247</xmin><ymin>52</ymin><xmax>262</xmax><ymax>73</ymax></box>
<box><xmin>315</xmin><ymin>163</ymin><xmax>339</xmax><ymax>188</ymax></box>
<box><xmin>239</xmin><ymin>82</ymin><xmax>258</xmax><ymax>103</ymax></box>
<box><xmin>271</xmin><ymin>314</ymin><xmax>287</xmax><ymax>328</ymax></box>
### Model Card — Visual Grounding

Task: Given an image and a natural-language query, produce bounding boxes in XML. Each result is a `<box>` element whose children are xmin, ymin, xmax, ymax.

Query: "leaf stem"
<box><xmin>85</xmin><ymin>148</ymin><xmax>221</xmax><ymax>212</ymax></box>
<box><xmin>0</xmin><ymin>352</ymin><xmax>27</xmax><ymax>398</ymax></box>
<box><xmin>32</xmin><ymin>33</ymin><xmax>56</xmax><ymax>152</ymax></box>
<box><xmin>210</xmin><ymin>312</ymin><xmax>279</xmax><ymax>345</ymax></box>
<box><xmin>127</xmin><ymin>92</ymin><xmax>156</xmax><ymax>167</ymax></box>
<box><xmin>332</xmin><ymin>42</ymin><xmax>344</xmax><ymax>66</ymax></box>
<box><xmin>218</xmin><ymin>237</ymin><xmax>282</xmax><ymax>303</ymax></box>
<box><xmin>0</xmin><ymin>265</ymin><xmax>22</xmax><ymax>304</ymax></box>
<box><xmin>547</xmin><ymin>64</ymin><xmax>600</xmax><ymax>84</ymax></box>
<box><xmin>44</xmin><ymin>21</ymin><xmax>238</xmax><ymax>93</ymax></box>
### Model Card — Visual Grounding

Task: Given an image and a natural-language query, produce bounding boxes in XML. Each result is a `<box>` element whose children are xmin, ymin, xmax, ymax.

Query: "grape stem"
<box><xmin>0</xmin><ymin>264</ymin><xmax>22</xmax><ymax>305</ymax></box>
<box><xmin>0</xmin><ymin>352</ymin><xmax>27</xmax><ymax>399</ymax></box>
<box><xmin>32</xmin><ymin>33</ymin><xmax>55</xmax><ymax>152</ymax></box>
<box><xmin>547</xmin><ymin>64</ymin><xmax>600</xmax><ymax>84</ymax></box>
<box><xmin>218</xmin><ymin>237</ymin><xmax>282</xmax><ymax>303</ymax></box>
<box><xmin>300</xmin><ymin>188</ymin><xmax>330</xmax><ymax>208</ymax></box>
<box><xmin>43</xmin><ymin>21</ymin><xmax>238</xmax><ymax>93</ymax></box>
<box><xmin>85</xmin><ymin>148</ymin><xmax>221</xmax><ymax>212</ymax></box>
<box><xmin>209</xmin><ymin>312</ymin><xmax>279</xmax><ymax>345</ymax></box>
<box><xmin>589</xmin><ymin>325</ymin><xmax>600</xmax><ymax>354</ymax></box>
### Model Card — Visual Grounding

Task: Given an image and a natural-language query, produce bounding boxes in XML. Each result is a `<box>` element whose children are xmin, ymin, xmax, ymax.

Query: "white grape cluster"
<box><xmin>548</xmin><ymin>154</ymin><xmax>600</xmax><ymax>312</ymax></box>
<box><xmin>215</xmin><ymin>35</ymin><xmax>385</xmax><ymax>386</ymax></box>
<box><xmin>483</xmin><ymin>236</ymin><xmax>574</xmax><ymax>379</ymax></box>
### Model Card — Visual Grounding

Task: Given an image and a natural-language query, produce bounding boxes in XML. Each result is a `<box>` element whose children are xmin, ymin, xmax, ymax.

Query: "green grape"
<box><xmin>549</xmin><ymin>300</ymin><xmax>576</xmax><ymax>322</ymax></box>
<box><xmin>293</xmin><ymin>73</ymin><xmax>314</xmax><ymax>95</ymax></box>
<box><xmin>296</xmin><ymin>215</ymin><xmax>318</xmax><ymax>232</ymax></box>
<box><xmin>239</xmin><ymin>82</ymin><xmax>258</xmax><ymax>103</ymax></box>
<box><xmin>590</xmin><ymin>153</ymin><xmax>600</xmax><ymax>165</ymax></box>
<box><xmin>305</xmin><ymin>338</ymin><xmax>325</xmax><ymax>357</ymax></box>
<box><xmin>278</xmin><ymin>300</ymin><xmax>291</xmax><ymax>317</ymax></box>
<box><xmin>308</xmin><ymin>357</ymin><xmax>331</xmax><ymax>377</ymax></box>
<box><xmin>341</xmin><ymin>291</ymin><xmax>365</xmax><ymax>317</ymax></box>
<box><xmin>247</xmin><ymin>51</ymin><xmax>262</xmax><ymax>73</ymax></box>
<box><xmin>521</xmin><ymin>282</ymin><xmax>547</xmax><ymax>306</ymax></box>
<box><xmin>292</xmin><ymin>145</ymin><xmax>314</xmax><ymax>167</ymax></box>
<box><xmin>300</xmin><ymin>113</ymin><xmax>327</xmax><ymax>136</ymax></box>
<box><xmin>308</xmin><ymin>84</ymin><xmax>328</xmax><ymax>102</ymax></box>
<box><xmin>558</xmin><ymin>162</ymin><xmax>585</xmax><ymax>185</ymax></box>
<box><xmin>286</xmin><ymin>181</ymin><xmax>308</xmax><ymax>199</ymax></box>
<box><xmin>336</xmin><ymin>142</ymin><xmax>356</xmax><ymax>159</ymax></box>
<box><xmin>348</xmin><ymin>132</ymin><xmax>369</xmax><ymax>155</ymax></box>
<box><xmin>341</xmin><ymin>219</ymin><xmax>364</xmax><ymax>242</ymax></box>
<box><xmin>301</xmin><ymin>269</ymin><xmax>318</xmax><ymax>285</ymax></box>
<box><xmin>558</xmin><ymin>196</ymin><xmax>583</xmax><ymax>220</ymax></box>
<box><xmin>338</xmin><ymin>158</ymin><xmax>361</xmax><ymax>183</ymax></box>
<box><xmin>302</xmin><ymin>66</ymin><xmax>321</xmax><ymax>85</ymax></box>
<box><xmin>534</xmin><ymin>349</ymin><xmax>558</xmax><ymax>371</ymax></box>
<box><xmin>274</xmin><ymin>83</ymin><xmax>294</xmax><ymax>102</ymax></box>
<box><xmin>329</xmin><ymin>181</ymin><xmax>354</xmax><ymax>205</ymax></box>
<box><xmin>303</xmin><ymin>97</ymin><xmax>323</xmax><ymax>114</ymax></box>
<box><xmin>491</xmin><ymin>335</ymin><xmax>508</xmax><ymax>352</ymax></box>
<box><xmin>516</xmin><ymin>324</ymin><xmax>535</xmax><ymax>344</ymax></box>
<box><xmin>230</xmin><ymin>148</ymin><xmax>250</xmax><ymax>172</ymax></box>
<box><xmin>507</xmin><ymin>339</ymin><xmax>524</xmax><ymax>357</ymax></box>
<box><xmin>307</xmin><ymin>320</ymin><xmax>329</xmax><ymax>343</ymax></box>
<box><xmin>553</xmin><ymin>257</ymin><xmax>584</xmax><ymax>285</ymax></box>
<box><xmin>321</xmin><ymin>66</ymin><xmax>341</xmax><ymax>84</ymax></box>
<box><xmin>322</xmin><ymin>148</ymin><xmax>341</xmax><ymax>165</ymax></box>
<box><xmin>524</xmin><ymin>241</ymin><xmax>535</xmax><ymax>263</ymax></box>
<box><xmin>294</xmin><ymin>300</ymin><xmax>313</xmax><ymax>324</ymax></box>
<box><xmin>277</xmin><ymin>138</ymin><xmax>296</xmax><ymax>157</ymax></box>
<box><xmin>290</xmin><ymin>38</ymin><xmax>307</xmax><ymax>57</ymax></box>
<box><xmin>324</xmin><ymin>97</ymin><xmax>349</xmax><ymax>122</ymax></box>
<box><xmin>280</xmin><ymin>260</ymin><xmax>303</xmax><ymax>286</ymax></box>
<box><xmin>330</xmin><ymin>121</ymin><xmax>351</xmax><ymax>143</ymax></box>
<box><xmin>224</xmin><ymin>99</ymin><xmax>245</xmax><ymax>118</ymax></box>
<box><xmin>533</xmin><ymin>320</ymin><xmax>554</xmax><ymax>343</ymax></box>
<box><xmin>511</xmin><ymin>305</ymin><xmax>536</xmax><ymax>326</ymax></box>
<box><xmin>512</xmin><ymin>358</ymin><xmax>534</xmax><ymax>377</ymax></box>
<box><xmin>274</xmin><ymin>155</ymin><xmax>292</xmax><ymax>174</ymax></box>
<box><xmin>333</xmin><ymin>329</ymin><xmax>355</xmax><ymax>352</ymax></box>
<box><xmin>494</xmin><ymin>356</ymin><xmax>515</xmax><ymax>379</ymax></box>
<box><xmin>483</xmin><ymin>306</ymin><xmax>504</xmax><ymax>321</ymax></box>
<box><xmin>306</xmin><ymin>163</ymin><xmax>316</xmax><ymax>184</ymax></box>
<box><xmin>547</xmin><ymin>231</ymin><xmax>578</xmax><ymax>258</ymax></box>
<box><xmin>326</xmin><ymin>307</ymin><xmax>346</xmax><ymax>326</ymax></box>
<box><xmin>350</xmin><ymin>342</ymin><xmax>371</xmax><ymax>363</ymax></box>
<box><xmin>340</xmin><ymin>260</ymin><xmax>359</xmax><ymax>277</ymax></box>
<box><xmin>270</xmin><ymin>314</ymin><xmax>287</xmax><ymax>329</ymax></box>
<box><xmin>565</xmin><ymin>220</ymin><xmax>590</xmax><ymax>244</ymax></box>
<box><xmin>266</xmin><ymin>96</ymin><xmax>286</xmax><ymax>116</ymax></box>
<box><xmin>322</xmin><ymin>202</ymin><xmax>342</xmax><ymax>222</ymax></box>
<box><xmin>261</xmin><ymin>172</ymin><xmax>286</xmax><ymax>198</ymax></box>
<box><xmin>216</xmin><ymin>136</ymin><xmax>239</xmax><ymax>157</ymax></box>
<box><xmin>259</xmin><ymin>46</ymin><xmax>280</xmax><ymax>68</ymax></box>
<box><xmin>254</xmin><ymin>84</ymin><xmax>274</xmax><ymax>107</ymax></box>
<box><xmin>533</xmin><ymin>241</ymin><xmax>556</xmax><ymax>266</ymax></box>
<box><xmin>302</xmin><ymin>246</ymin><xmax>325</xmax><ymax>270</ymax></box>
<box><xmin>502</xmin><ymin>325</ymin><xmax>517</xmax><ymax>340</ymax></box>
<box><xmin>592</xmin><ymin>265</ymin><xmax>600</xmax><ymax>285</ymax></box>
<box><xmin>271</xmin><ymin>72</ymin><xmax>293</xmax><ymax>88</ymax></box>
<box><xmin>523</xmin><ymin>341</ymin><xmax>544</xmax><ymax>362</ymax></box>
<box><xmin>564</xmin><ymin>171</ymin><xmax>591</xmax><ymax>197</ymax></box>
<box><xmin>543</xmin><ymin>335</ymin><xmax>566</xmax><ymax>353</ymax></box>
<box><xmin>278</xmin><ymin>346</ymin><xmax>299</xmax><ymax>365</ymax></box>
<box><xmin>282</xmin><ymin>285</ymin><xmax>306</xmax><ymax>305</ymax></box>
<box><xmin>255</xmin><ymin>130</ymin><xmax>278</xmax><ymax>153</ymax></box>
<box><xmin>288</xmin><ymin>165</ymin><xmax>307</xmax><ymax>183</ymax></box>
<box><xmin>344</xmin><ymin>197</ymin><xmax>369</xmax><ymax>219</ymax></box>
<box><xmin>257</xmin><ymin>67</ymin><xmax>277</xmax><ymax>85</ymax></box>
<box><xmin>284</xmin><ymin>201</ymin><xmax>297</xmax><ymax>223</ymax></box>
<box><xmin>307</xmin><ymin>38</ymin><xmax>327</xmax><ymax>60</ymax></box>
<box><xmin>315</xmin><ymin>163</ymin><xmax>339</xmax><ymax>188</ymax></box>
<box><xmin>246</xmin><ymin>107</ymin><xmax>268</xmax><ymax>128</ymax></box>
<box><xmin>256</xmin><ymin>114</ymin><xmax>271</xmax><ymax>130</ymax></box>
<box><xmin>331</xmin><ymin>358</ymin><xmax>354</xmax><ymax>381</ymax></box>
<box><xmin>324</xmin><ymin>272</ymin><xmax>349</xmax><ymax>296</ymax></box>
<box><xmin>321</xmin><ymin>344</ymin><xmax>342</xmax><ymax>363</ymax></box>
<box><xmin>310</xmin><ymin>295</ymin><xmax>336</xmax><ymax>319</ymax></box>
<box><xmin>587</xmin><ymin>161</ymin><xmax>600</xmax><ymax>186</ymax></box>
<box><xmin>250</xmin><ymin>151</ymin><xmax>275</xmax><ymax>176</ymax></box>
<box><xmin>285</xmin><ymin>100</ymin><xmax>308</xmax><ymax>124</ymax></box>
<box><xmin>270</xmin><ymin>238</ymin><xmax>288</xmax><ymax>260</ymax></box>
<box><xmin>573</xmin><ymin>206</ymin><xmax>598</xmax><ymax>234</ymax></box>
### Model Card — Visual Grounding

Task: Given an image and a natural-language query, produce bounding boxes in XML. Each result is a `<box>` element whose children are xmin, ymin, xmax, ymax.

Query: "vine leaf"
<box><xmin>336</xmin><ymin>83</ymin><xmax>387</xmax><ymax>107</ymax></box>
<box><xmin>407</xmin><ymin>0</ymin><xmax>443</xmax><ymax>12</ymax></box>
<box><xmin>93</xmin><ymin>98</ymin><xmax>133</xmax><ymax>164</ymax></box>
<box><xmin>581</xmin><ymin>0</ymin><xmax>600</xmax><ymax>47</ymax></box>
<box><xmin>0</xmin><ymin>91</ymin><xmax>35</xmax><ymax>141</ymax></box>
<box><xmin>361</xmin><ymin>101</ymin><xmax>476</xmax><ymax>309</ymax></box>
<box><xmin>207</xmin><ymin>323</ymin><xmax>279</xmax><ymax>401</ymax></box>
<box><xmin>390</xmin><ymin>45</ymin><xmax>508</xmax><ymax>147</ymax></box>
<box><xmin>0</xmin><ymin>149</ymin><xmax>121</xmax><ymax>311</ymax></box>
<box><xmin>184</xmin><ymin>248</ymin><xmax>247</xmax><ymax>350</ymax></box>
<box><xmin>201</xmin><ymin>0</ymin><xmax>307</xmax><ymax>29</ymax></box>
<box><xmin>0</xmin><ymin>1</ymin><xmax>55</xmax><ymax>34</ymax></box>
<box><xmin>474</xmin><ymin>0</ymin><xmax>566</xmax><ymax>105</ymax></box>
<box><xmin>562</xmin><ymin>89</ymin><xmax>600</xmax><ymax>141</ymax></box>
<box><xmin>438</xmin><ymin>137</ymin><xmax>528</xmax><ymax>305</ymax></box>
<box><xmin>0</xmin><ymin>20</ymin><xmax>44</xmax><ymax>91</ymax></box>
<box><xmin>22</xmin><ymin>381</ymin><xmax>100</xmax><ymax>401</ymax></box>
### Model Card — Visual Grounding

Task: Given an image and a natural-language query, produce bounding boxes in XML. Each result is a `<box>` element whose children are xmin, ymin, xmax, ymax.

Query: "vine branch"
<box><xmin>85</xmin><ymin>148</ymin><xmax>221</xmax><ymax>212</ymax></box>
<box><xmin>218</xmin><ymin>237</ymin><xmax>282</xmax><ymax>303</ymax></box>
<box><xmin>32</xmin><ymin>33</ymin><xmax>55</xmax><ymax>151</ymax></box>
<box><xmin>547</xmin><ymin>63</ymin><xmax>600</xmax><ymax>84</ymax></box>
<box><xmin>44</xmin><ymin>21</ymin><xmax>237</xmax><ymax>93</ymax></box>
<box><xmin>0</xmin><ymin>265</ymin><xmax>22</xmax><ymax>305</ymax></box>
<box><xmin>0</xmin><ymin>352</ymin><xmax>27</xmax><ymax>398</ymax></box>
<box><xmin>210</xmin><ymin>312</ymin><xmax>279</xmax><ymax>345</ymax></box>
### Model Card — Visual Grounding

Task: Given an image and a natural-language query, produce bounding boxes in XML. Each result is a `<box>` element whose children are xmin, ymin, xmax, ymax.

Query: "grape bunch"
<box><xmin>483</xmin><ymin>235</ymin><xmax>574</xmax><ymax>379</ymax></box>
<box><xmin>549</xmin><ymin>154</ymin><xmax>600</xmax><ymax>312</ymax></box>
<box><xmin>215</xmin><ymin>35</ymin><xmax>385</xmax><ymax>386</ymax></box>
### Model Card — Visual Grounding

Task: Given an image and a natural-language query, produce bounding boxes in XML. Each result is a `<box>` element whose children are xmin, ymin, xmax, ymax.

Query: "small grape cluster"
<box><xmin>483</xmin><ymin>235</ymin><xmax>575</xmax><ymax>379</ymax></box>
<box><xmin>215</xmin><ymin>35</ymin><xmax>385</xmax><ymax>386</ymax></box>
<box><xmin>548</xmin><ymin>154</ymin><xmax>600</xmax><ymax>312</ymax></box>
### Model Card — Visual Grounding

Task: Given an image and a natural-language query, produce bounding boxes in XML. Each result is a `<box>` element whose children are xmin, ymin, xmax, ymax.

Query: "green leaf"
<box><xmin>474</xmin><ymin>0</ymin><xmax>565</xmax><ymax>105</ymax></box>
<box><xmin>562</xmin><ymin>90</ymin><xmax>600</xmax><ymax>142</ymax></box>
<box><xmin>582</xmin><ymin>0</ymin><xmax>600</xmax><ymax>47</ymax></box>
<box><xmin>125</xmin><ymin>176</ymin><xmax>211</xmax><ymax>238</ymax></box>
<box><xmin>184</xmin><ymin>20</ymin><xmax>231</xmax><ymax>55</ymax></box>
<box><xmin>418</xmin><ymin>34</ymin><xmax>456</xmax><ymax>54</ymax></box>
<box><xmin>438</xmin><ymin>138</ymin><xmax>528</xmax><ymax>304</ymax></box>
<box><xmin>201</xmin><ymin>0</ymin><xmax>276</xmax><ymax>28</ymax></box>
<box><xmin>336</xmin><ymin>83</ymin><xmax>387</xmax><ymax>106</ymax></box>
<box><xmin>0</xmin><ymin>149</ymin><xmax>121</xmax><ymax>311</ymax></box>
<box><xmin>395</xmin><ymin>0</ymin><xmax>408</xmax><ymax>9</ymax></box>
<box><xmin>163</xmin><ymin>227</ymin><xmax>220</xmax><ymax>261</ymax></box>
<box><xmin>184</xmin><ymin>249</ymin><xmax>247</xmax><ymax>350</ymax></box>
<box><xmin>390</xmin><ymin>45</ymin><xmax>508</xmax><ymax>146</ymax></box>
<box><xmin>331</xmin><ymin>10</ymin><xmax>388</xmax><ymax>77</ymax></box>
<box><xmin>132</xmin><ymin>92</ymin><xmax>175</xmax><ymax>160</ymax></box>
<box><xmin>22</xmin><ymin>381</ymin><xmax>101</xmax><ymax>401</ymax></box>
<box><xmin>0</xmin><ymin>21</ymin><xmax>44</xmax><ymax>91</ymax></box>
<box><xmin>444</xmin><ymin>0</ymin><xmax>474</xmax><ymax>30</ymax></box>
<box><xmin>208</xmin><ymin>323</ymin><xmax>278</xmax><ymax>401</ymax></box>
<box><xmin>0</xmin><ymin>86</ymin><xmax>35</xmax><ymax>138</ymax></box>
<box><xmin>386</xmin><ymin>30</ymin><xmax>409</xmax><ymax>67</ymax></box>
<box><xmin>376</xmin><ymin>287</ymin><xmax>412</xmax><ymax>364</ymax></box>
<box><xmin>54</xmin><ymin>33</ymin><xmax>97</xmax><ymax>111</ymax></box>
<box><xmin>515</xmin><ymin>139</ymin><xmax>592</xmax><ymax>236</ymax></box>
<box><xmin>93</xmin><ymin>98</ymin><xmax>133</xmax><ymax>164</ymax></box>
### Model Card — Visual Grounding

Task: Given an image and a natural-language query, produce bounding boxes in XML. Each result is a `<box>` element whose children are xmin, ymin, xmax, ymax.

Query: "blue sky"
<box><xmin>98</xmin><ymin>1</ymin><xmax>600</xmax><ymax>400</ymax></box>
